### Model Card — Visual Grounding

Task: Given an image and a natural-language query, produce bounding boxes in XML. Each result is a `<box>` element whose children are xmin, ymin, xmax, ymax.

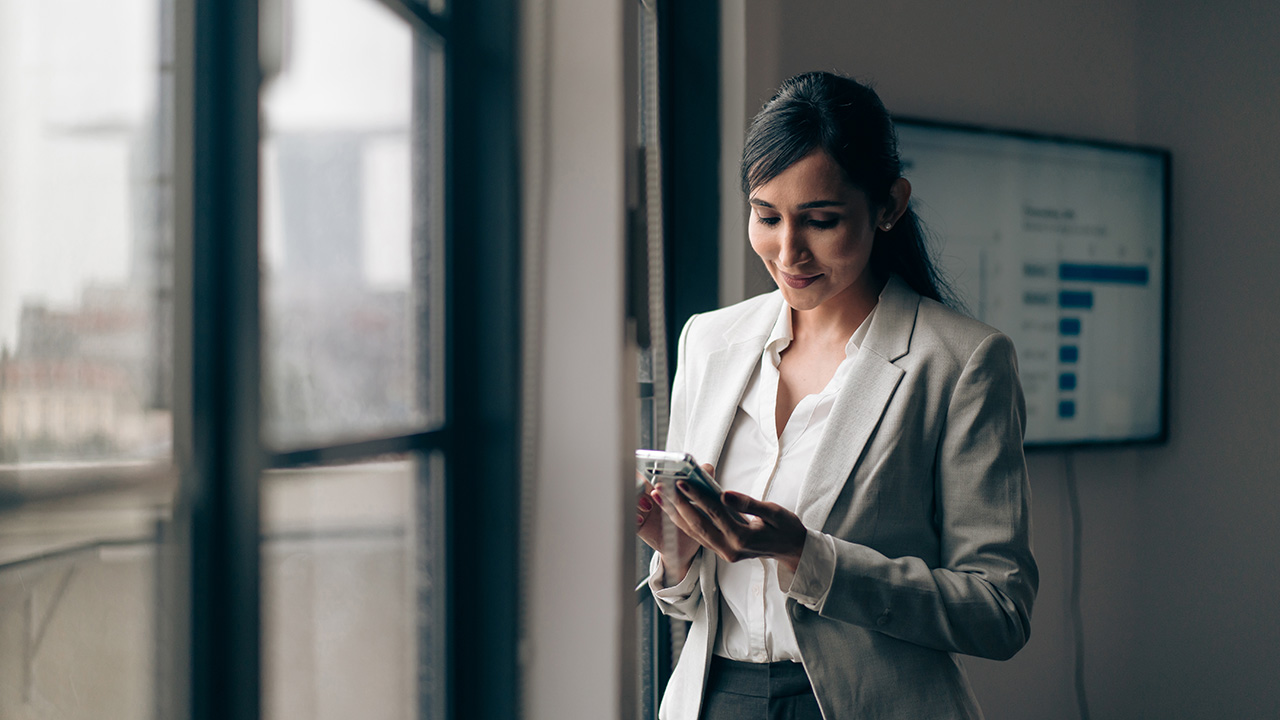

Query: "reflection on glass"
<box><xmin>261</xmin><ymin>0</ymin><xmax>441</xmax><ymax>449</ymax></box>
<box><xmin>0</xmin><ymin>0</ymin><xmax>173</xmax><ymax>465</ymax></box>
<box><xmin>0</xmin><ymin>480</ymin><xmax>169</xmax><ymax>716</ymax></box>
<box><xmin>0</xmin><ymin>0</ymin><xmax>172</xmax><ymax>714</ymax></box>
<box><xmin>262</xmin><ymin>458</ymin><xmax>421</xmax><ymax>719</ymax></box>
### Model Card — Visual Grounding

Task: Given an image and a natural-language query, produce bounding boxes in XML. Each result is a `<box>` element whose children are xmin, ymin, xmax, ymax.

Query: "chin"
<box><xmin>778</xmin><ymin>287</ymin><xmax>829</xmax><ymax>312</ymax></box>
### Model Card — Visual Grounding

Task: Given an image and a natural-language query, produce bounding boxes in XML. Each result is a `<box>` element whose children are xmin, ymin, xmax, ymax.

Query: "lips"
<box><xmin>779</xmin><ymin>271</ymin><xmax>822</xmax><ymax>289</ymax></box>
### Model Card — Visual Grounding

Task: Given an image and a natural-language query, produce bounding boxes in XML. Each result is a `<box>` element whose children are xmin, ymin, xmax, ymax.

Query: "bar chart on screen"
<box><xmin>900</xmin><ymin>121</ymin><xmax>1168</xmax><ymax>446</ymax></box>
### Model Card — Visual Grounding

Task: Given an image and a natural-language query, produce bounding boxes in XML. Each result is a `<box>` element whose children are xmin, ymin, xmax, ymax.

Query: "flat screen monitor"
<box><xmin>896</xmin><ymin>119</ymin><xmax>1170</xmax><ymax>447</ymax></box>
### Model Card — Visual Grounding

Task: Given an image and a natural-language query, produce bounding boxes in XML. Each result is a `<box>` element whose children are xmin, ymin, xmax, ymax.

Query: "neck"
<box><xmin>790</xmin><ymin>273</ymin><xmax>885</xmax><ymax>345</ymax></box>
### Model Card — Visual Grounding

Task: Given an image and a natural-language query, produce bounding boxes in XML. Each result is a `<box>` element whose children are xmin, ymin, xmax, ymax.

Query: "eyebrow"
<box><xmin>750</xmin><ymin>199</ymin><xmax>846</xmax><ymax>210</ymax></box>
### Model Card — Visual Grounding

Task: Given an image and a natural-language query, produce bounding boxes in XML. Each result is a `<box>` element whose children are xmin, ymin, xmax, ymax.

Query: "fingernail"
<box><xmin>638</xmin><ymin>495</ymin><xmax>653</xmax><ymax>511</ymax></box>
<box><xmin>652</xmin><ymin>493</ymin><xmax>665</xmax><ymax>506</ymax></box>
<box><xmin>636</xmin><ymin>513</ymin><xmax>645</xmax><ymax>525</ymax></box>
<box><xmin>676</xmin><ymin>481</ymin><xmax>689</xmax><ymax>493</ymax></box>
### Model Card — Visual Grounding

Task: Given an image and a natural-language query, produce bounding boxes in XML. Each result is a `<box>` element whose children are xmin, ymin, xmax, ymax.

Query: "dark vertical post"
<box><xmin>659</xmin><ymin>0</ymin><xmax>721</xmax><ymax>378</ymax></box>
<box><xmin>445</xmin><ymin>0</ymin><xmax>522</xmax><ymax>718</ymax></box>
<box><xmin>650</xmin><ymin>1</ymin><xmax>721</xmax><ymax>710</ymax></box>
<box><xmin>182</xmin><ymin>1</ymin><xmax>262</xmax><ymax>719</ymax></box>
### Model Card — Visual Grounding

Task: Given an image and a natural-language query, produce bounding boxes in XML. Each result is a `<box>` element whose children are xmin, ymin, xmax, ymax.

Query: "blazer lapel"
<box><xmin>797</xmin><ymin>277</ymin><xmax>919</xmax><ymax>530</ymax></box>
<box><xmin>683</xmin><ymin>294</ymin><xmax>782</xmax><ymax>467</ymax></box>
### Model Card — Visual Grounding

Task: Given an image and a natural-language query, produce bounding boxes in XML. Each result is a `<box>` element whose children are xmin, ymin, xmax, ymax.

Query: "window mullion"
<box><xmin>173</xmin><ymin>1</ymin><xmax>263</xmax><ymax>719</ymax></box>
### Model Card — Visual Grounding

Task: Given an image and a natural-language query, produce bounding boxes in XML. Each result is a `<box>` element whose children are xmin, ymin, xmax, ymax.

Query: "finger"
<box><xmin>636</xmin><ymin>490</ymin><xmax>655</xmax><ymax>514</ymax></box>
<box><xmin>678</xmin><ymin>480</ymin><xmax>749</xmax><ymax>532</ymax></box>
<box><xmin>650</xmin><ymin>487</ymin><xmax>686</xmax><ymax>527</ymax></box>
<box><xmin>656</xmin><ymin>486</ymin><xmax>725</xmax><ymax>548</ymax></box>
<box><xmin>723</xmin><ymin>492</ymin><xmax>786</xmax><ymax>526</ymax></box>
<box><xmin>676</xmin><ymin>487</ymin><xmax>764</xmax><ymax>560</ymax></box>
<box><xmin>671</xmin><ymin>489</ymin><xmax>746</xmax><ymax>558</ymax></box>
<box><xmin>723</xmin><ymin>491</ymin><xmax>781</xmax><ymax>517</ymax></box>
<box><xmin>645</xmin><ymin>479</ymin><xmax>686</xmax><ymax>517</ymax></box>
<box><xmin>658</xmin><ymin>485</ymin><xmax>707</xmax><ymax>530</ymax></box>
<box><xmin>700</xmin><ymin>463</ymin><xmax>716</xmax><ymax>478</ymax></box>
<box><xmin>637</xmin><ymin>490</ymin><xmax>659</xmax><ymax>525</ymax></box>
<box><xmin>674</xmin><ymin>476</ymin><xmax>719</xmax><ymax>507</ymax></box>
<box><xmin>636</xmin><ymin>474</ymin><xmax>655</xmax><ymax>500</ymax></box>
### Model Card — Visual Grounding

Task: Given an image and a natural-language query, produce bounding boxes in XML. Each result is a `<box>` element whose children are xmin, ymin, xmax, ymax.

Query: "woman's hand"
<box><xmin>636</xmin><ymin>477</ymin><xmax>700</xmax><ymax>582</ymax></box>
<box><xmin>652</xmin><ymin>465</ymin><xmax>809</xmax><ymax>573</ymax></box>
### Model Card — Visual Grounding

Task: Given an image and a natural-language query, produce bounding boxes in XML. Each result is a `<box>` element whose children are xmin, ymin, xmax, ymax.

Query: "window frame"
<box><xmin>173</xmin><ymin>2</ymin><xmax>522</xmax><ymax>720</ymax></box>
<box><xmin>635</xmin><ymin>1</ymin><xmax>721</xmax><ymax>717</ymax></box>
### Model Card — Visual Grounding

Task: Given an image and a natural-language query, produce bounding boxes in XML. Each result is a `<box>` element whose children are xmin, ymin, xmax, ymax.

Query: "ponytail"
<box><xmin>872</xmin><ymin>207</ymin><xmax>958</xmax><ymax>308</ymax></box>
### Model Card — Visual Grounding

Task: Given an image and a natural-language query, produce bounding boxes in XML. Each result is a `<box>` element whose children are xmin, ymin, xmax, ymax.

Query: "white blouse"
<box><xmin>651</xmin><ymin>300</ymin><xmax>874</xmax><ymax>663</ymax></box>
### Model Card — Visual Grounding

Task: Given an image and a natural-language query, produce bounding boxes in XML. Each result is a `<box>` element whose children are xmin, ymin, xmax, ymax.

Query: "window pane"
<box><xmin>0</xmin><ymin>478</ymin><xmax>170</xmax><ymax>717</ymax></box>
<box><xmin>262</xmin><ymin>457</ymin><xmax>427</xmax><ymax>719</ymax></box>
<box><xmin>261</xmin><ymin>0</ymin><xmax>444</xmax><ymax>449</ymax></box>
<box><xmin>0</xmin><ymin>0</ymin><xmax>173</xmax><ymax>465</ymax></box>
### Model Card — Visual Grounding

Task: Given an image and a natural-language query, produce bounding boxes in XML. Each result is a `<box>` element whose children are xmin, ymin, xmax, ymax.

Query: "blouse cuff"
<box><xmin>648</xmin><ymin>548</ymin><xmax>700</xmax><ymax>599</ymax></box>
<box><xmin>782</xmin><ymin>528</ymin><xmax>837</xmax><ymax>610</ymax></box>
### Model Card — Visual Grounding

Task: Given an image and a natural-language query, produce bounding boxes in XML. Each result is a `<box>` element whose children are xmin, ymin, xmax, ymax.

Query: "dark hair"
<box><xmin>741</xmin><ymin>71</ymin><xmax>955</xmax><ymax>306</ymax></box>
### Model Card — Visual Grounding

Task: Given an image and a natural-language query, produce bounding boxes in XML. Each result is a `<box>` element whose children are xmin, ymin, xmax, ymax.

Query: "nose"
<box><xmin>777</xmin><ymin>221</ymin><xmax>809</xmax><ymax>268</ymax></box>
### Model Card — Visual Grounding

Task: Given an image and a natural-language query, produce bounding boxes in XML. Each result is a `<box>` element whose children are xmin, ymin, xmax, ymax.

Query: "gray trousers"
<box><xmin>698</xmin><ymin>656</ymin><xmax>823</xmax><ymax>720</ymax></box>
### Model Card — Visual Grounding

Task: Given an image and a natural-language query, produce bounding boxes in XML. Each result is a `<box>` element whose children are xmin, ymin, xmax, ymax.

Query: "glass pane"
<box><xmin>0</xmin><ymin>0</ymin><xmax>173</xmax><ymax>465</ymax></box>
<box><xmin>261</xmin><ymin>0</ymin><xmax>444</xmax><ymax>449</ymax></box>
<box><xmin>0</xmin><ymin>478</ymin><xmax>170</xmax><ymax>717</ymax></box>
<box><xmin>262</xmin><ymin>457</ymin><xmax>427</xmax><ymax>719</ymax></box>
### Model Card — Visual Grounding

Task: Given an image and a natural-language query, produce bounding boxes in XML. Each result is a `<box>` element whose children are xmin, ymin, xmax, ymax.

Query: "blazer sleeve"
<box><xmin>647</xmin><ymin>313</ymin><xmax>708</xmax><ymax>621</ymax></box>
<box><xmin>811</xmin><ymin>332</ymin><xmax>1038</xmax><ymax>661</ymax></box>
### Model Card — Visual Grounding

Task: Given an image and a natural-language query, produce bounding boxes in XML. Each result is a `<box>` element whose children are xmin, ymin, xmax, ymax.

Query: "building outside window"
<box><xmin>0</xmin><ymin>0</ymin><xmax>518</xmax><ymax>718</ymax></box>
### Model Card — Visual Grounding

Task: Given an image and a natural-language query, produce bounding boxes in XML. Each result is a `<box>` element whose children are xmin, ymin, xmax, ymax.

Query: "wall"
<box><xmin>728</xmin><ymin>1</ymin><xmax>1280</xmax><ymax>717</ymax></box>
<box><xmin>521</xmin><ymin>0</ymin><xmax>635</xmax><ymax>717</ymax></box>
<box><xmin>1131</xmin><ymin>1</ymin><xmax>1280</xmax><ymax>716</ymax></box>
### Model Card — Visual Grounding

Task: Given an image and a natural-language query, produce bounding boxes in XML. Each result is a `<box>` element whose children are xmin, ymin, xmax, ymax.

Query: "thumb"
<box><xmin>723</xmin><ymin>491</ymin><xmax>783</xmax><ymax>523</ymax></box>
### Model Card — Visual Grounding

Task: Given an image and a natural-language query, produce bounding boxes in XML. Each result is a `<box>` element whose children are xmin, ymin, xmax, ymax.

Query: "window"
<box><xmin>632</xmin><ymin>1</ymin><xmax>722</xmax><ymax>717</ymax></box>
<box><xmin>258</xmin><ymin>5</ymin><xmax>435</xmax><ymax>713</ymax></box>
<box><xmin>0</xmin><ymin>1</ymin><xmax>520</xmax><ymax>720</ymax></box>
<box><xmin>0</xmin><ymin>0</ymin><xmax>173</xmax><ymax>715</ymax></box>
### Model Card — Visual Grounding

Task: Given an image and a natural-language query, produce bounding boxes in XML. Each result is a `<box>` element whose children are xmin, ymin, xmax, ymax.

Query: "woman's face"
<box><xmin>748</xmin><ymin>149</ymin><xmax>893</xmax><ymax>315</ymax></box>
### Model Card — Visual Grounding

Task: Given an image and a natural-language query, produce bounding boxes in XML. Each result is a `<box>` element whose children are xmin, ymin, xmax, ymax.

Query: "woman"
<box><xmin>636</xmin><ymin>71</ymin><xmax>1037</xmax><ymax>720</ymax></box>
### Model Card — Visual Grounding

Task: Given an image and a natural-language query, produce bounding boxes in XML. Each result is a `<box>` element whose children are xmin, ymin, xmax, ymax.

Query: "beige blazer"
<box><xmin>654</xmin><ymin>276</ymin><xmax>1038</xmax><ymax>720</ymax></box>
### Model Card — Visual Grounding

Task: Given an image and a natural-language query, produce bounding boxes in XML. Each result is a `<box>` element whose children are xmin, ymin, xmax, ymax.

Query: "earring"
<box><xmin>881</xmin><ymin>222</ymin><xmax>893</xmax><ymax>231</ymax></box>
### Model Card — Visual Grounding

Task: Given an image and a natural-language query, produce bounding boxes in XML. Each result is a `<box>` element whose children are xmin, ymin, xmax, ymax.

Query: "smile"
<box><xmin>779</xmin><ymin>271</ymin><xmax>822</xmax><ymax>289</ymax></box>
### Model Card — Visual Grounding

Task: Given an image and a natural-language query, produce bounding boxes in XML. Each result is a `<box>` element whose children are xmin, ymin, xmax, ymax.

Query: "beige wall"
<box><xmin>1130</xmin><ymin>1</ymin><xmax>1280</xmax><ymax>716</ymax></box>
<box><xmin>728</xmin><ymin>1</ymin><xmax>1280</xmax><ymax>717</ymax></box>
<box><xmin>522</xmin><ymin>0</ymin><xmax>635</xmax><ymax>717</ymax></box>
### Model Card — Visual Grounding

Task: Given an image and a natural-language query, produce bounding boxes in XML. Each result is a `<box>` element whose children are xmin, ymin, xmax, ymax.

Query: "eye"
<box><xmin>755</xmin><ymin>215</ymin><xmax>781</xmax><ymax>227</ymax></box>
<box><xmin>807</xmin><ymin>217</ymin><xmax>839</xmax><ymax>230</ymax></box>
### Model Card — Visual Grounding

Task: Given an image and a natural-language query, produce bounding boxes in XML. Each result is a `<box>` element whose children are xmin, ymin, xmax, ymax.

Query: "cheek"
<box><xmin>747</xmin><ymin>226</ymin><xmax>772</xmax><ymax>261</ymax></box>
<box><xmin>836</xmin><ymin>230</ymin><xmax>875</xmax><ymax>265</ymax></box>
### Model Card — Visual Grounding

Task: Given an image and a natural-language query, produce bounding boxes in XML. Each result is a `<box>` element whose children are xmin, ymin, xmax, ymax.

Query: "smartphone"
<box><xmin>635</xmin><ymin>449</ymin><xmax>745</xmax><ymax>523</ymax></box>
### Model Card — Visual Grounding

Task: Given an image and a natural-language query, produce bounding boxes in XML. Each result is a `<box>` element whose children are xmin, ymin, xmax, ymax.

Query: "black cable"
<box><xmin>1064</xmin><ymin>452</ymin><xmax>1091</xmax><ymax>720</ymax></box>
